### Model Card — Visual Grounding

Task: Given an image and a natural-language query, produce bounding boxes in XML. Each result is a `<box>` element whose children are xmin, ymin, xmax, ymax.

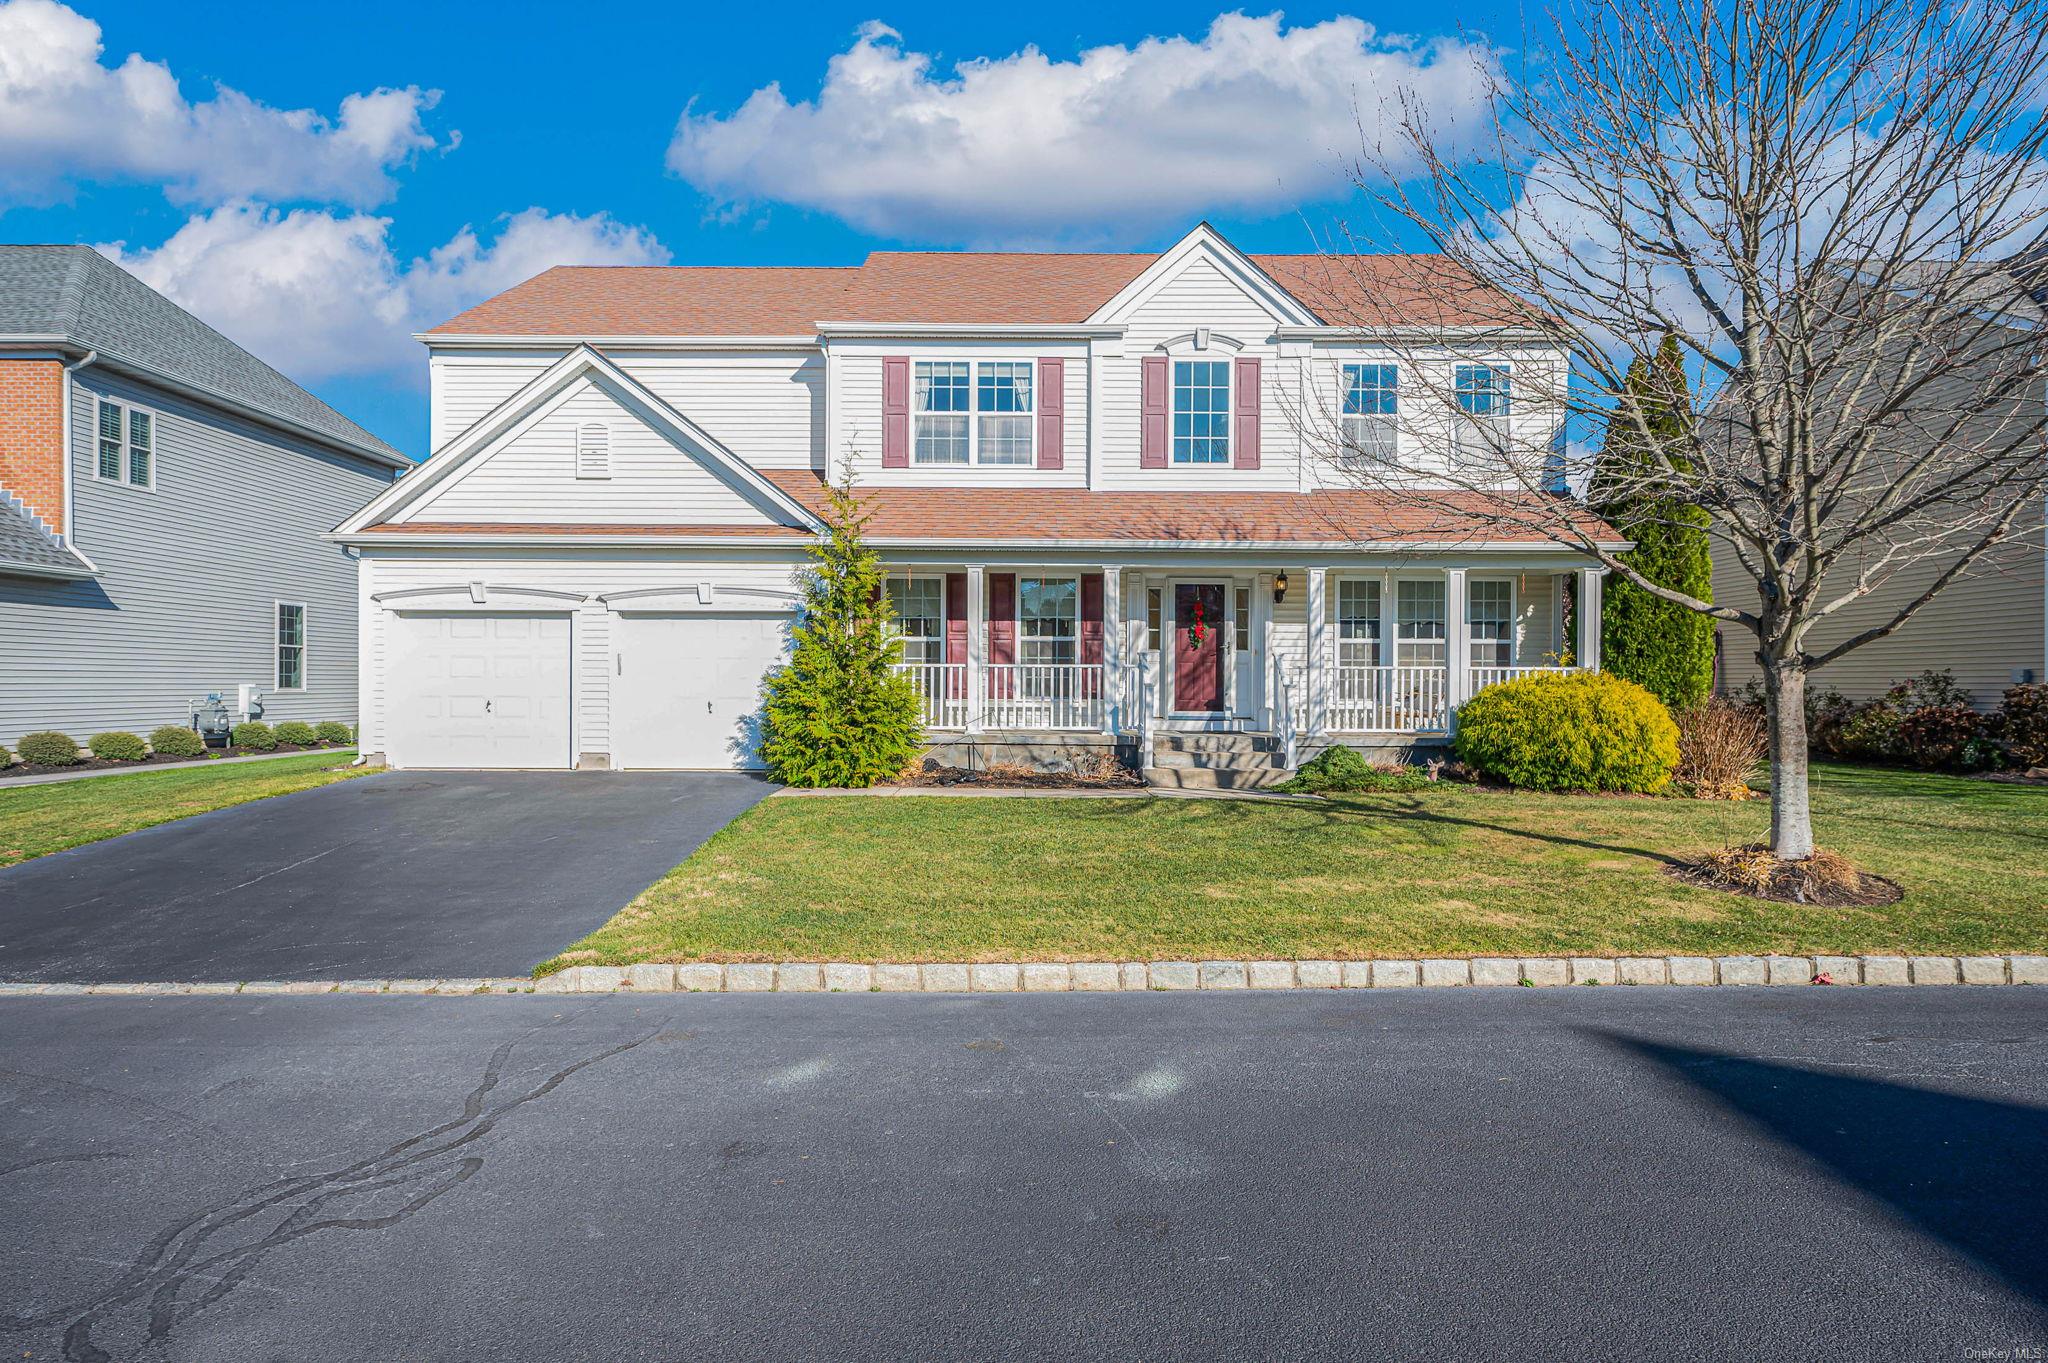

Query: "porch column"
<box><xmin>1577</xmin><ymin>565</ymin><xmax>1604</xmax><ymax>671</ymax></box>
<box><xmin>1445</xmin><ymin>566</ymin><xmax>1470</xmax><ymax>712</ymax></box>
<box><xmin>1306</xmin><ymin>567</ymin><xmax>1329</xmax><ymax>737</ymax></box>
<box><xmin>1101</xmin><ymin>565</ymin><xmax>1123</xmax><ymax>734</ymax></box>
<box><xmin>1253</xmin><ymin>572</ymin><xmax>1274</xmax><ymax>729</ymax></box>
<box><xmin>966</xmin><ymin>564</ymin><xmax>987</xmax><ymax>734</ymax></box>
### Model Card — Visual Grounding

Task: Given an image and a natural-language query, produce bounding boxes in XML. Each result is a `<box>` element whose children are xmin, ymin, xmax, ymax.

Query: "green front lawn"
<box><xmin>0</xmin><ymin>754</ymin><xmax>371</xmax><ymax>867</ymax></box>
<box><xmin>544</xmin><ymin>763</ymin><xmax>2048</xmax><ymax>970</ymax></box>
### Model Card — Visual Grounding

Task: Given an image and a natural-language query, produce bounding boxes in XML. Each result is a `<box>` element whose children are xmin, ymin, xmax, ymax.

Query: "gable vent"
<box><xmin>576</xmin><ymin>422</ymin><xmax>611</xmax><ymax>479</ymax></box>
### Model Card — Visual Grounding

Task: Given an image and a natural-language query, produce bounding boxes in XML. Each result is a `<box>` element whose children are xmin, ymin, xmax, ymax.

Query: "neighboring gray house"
<box><xmin>0</xmin><ymin>245</ymin><xmax>409</xmax><ymax>750</ymax></box>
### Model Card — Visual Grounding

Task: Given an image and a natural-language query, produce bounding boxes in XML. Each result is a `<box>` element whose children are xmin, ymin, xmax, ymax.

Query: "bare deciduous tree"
<box><xmin>1308</xmin><ymin>0</ymin><xmax>2048</xmax><ymax>859</ymax></box>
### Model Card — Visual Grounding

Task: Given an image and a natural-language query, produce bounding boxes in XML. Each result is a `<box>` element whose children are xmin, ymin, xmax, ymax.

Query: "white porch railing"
<box><xmin>984</xmin><ymin>663</ymin><xmax>1105</xmax><ymax>731</ymax></box>
<box><xmin>894</xmin><ymin>662</ymin><xmax>1105</xmax><ymax>731</ymax></box>
<box><xmin>1468</xmin><ymin>665</ymin><xmax>1577</xmax><ymax>692</ymax></box>
<box><xmin>1329</xmin><ymin>665</ymin><xmax>1453</xmax><ymax>733</ymax></box>
<box><xmin>895</xmin><ymin>662</ymin><xmax>968</xmax><ymax>730</ymax></box>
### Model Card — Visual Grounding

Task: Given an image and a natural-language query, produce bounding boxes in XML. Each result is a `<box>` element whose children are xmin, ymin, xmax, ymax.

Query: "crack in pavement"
<box><xmin>1</xmin><ymin>1027</ymin><xmax>660</xmax><ymax>1363</ymax></box>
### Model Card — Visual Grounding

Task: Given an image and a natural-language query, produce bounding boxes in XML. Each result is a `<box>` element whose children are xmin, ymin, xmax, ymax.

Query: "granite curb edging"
<box><xmin>3</xmin><ymin>954</ymin><xmax>2043</xmax><ymax>996</ymax></box>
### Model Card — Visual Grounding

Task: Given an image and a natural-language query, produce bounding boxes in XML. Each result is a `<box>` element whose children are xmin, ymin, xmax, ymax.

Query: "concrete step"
<box><xmin>1151</xmin><ymin>731</ymin><xmax>1284</xmax><ymax>757</ymax></box>
<box><xmin>1144</xmin><ymin>765</ymin><xmax>1296</xmax><ymax>791</ymax></box>
<box><xmin>1150</xmin><ymin>748</ymin><xmax>1288</xmax><ymax>772</ymax></box>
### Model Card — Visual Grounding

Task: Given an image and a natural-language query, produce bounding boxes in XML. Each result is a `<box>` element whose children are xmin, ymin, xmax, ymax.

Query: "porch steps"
<box><xmin>1144</xmin><ymin>732</ymin><xmax>1292</xmax><ymax>791</ymax></box>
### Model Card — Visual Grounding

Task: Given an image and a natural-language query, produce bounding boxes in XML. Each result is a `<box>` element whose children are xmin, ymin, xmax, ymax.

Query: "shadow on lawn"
<box><xmin>1598</xmin><ymin>1031</ymin><xmax>2048</xmax><ymax>1312</ymax></box>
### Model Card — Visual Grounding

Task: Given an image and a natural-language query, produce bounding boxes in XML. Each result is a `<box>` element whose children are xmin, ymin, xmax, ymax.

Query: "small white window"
<box><xmin>1338</xmin><ymin>579</ymin><xmax>1383</xmax><ymax>667</ymax></box>
<box><xmin>1341</xmin><ymin>364</ymin><xmax>1398</xmax><ymax>464</ymax></box>
<box><xmin>276</xmin><ymin>603</ymin><xmax>307</xmax><ymax>691</ymax></box>
<box><xmin>94</xmin><ymin>399</ymin><xmax>153</xmax><ymax>488</ymax></box>
<box><xmin>1396</xmin><ymin>580</ymin><xmax>1447</xmax><ymax>668</ymax></box>
<box><xmin>576</xmin><ymin>422</ymin><xmax>611</xmax><ymax>479</ymax></box>
<box><xmin>886</xmin><ymin>576</ymin><xmax>946</xmax><ymax>664</ymax></box>
<box><xmin>1234</xmin><ymin>586</ymin><xmax>1250</xmax><ymax>652</ymax></box>
<box><xmin>1468</xmin><ymin>580</ymin><xmax>1514</xmax><ymax>667</ymax></box>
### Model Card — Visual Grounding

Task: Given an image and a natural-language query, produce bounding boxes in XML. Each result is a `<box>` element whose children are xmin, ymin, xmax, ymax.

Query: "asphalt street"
<box><xmin>0</xmin><ymin>771</ymin><xmax>772</xmax><ymax>983</ymax></box>
<box><xmin>3</xmin><ymin>986</ymin><xmax>2044</xmax><ymax>1361</ymax></box>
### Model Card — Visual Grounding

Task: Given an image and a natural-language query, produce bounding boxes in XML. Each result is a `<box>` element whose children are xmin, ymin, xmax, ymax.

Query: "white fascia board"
<box><xmin>328</xmin><ymin>531</ymin><xmax>1622</xmax><ymax>554</ymax></box>
<box><xmin>1281</xmin><ymin>325</ymin><xmax>1559</xmax><ymax>344</ymax></box>
<box><xmin>417</xmin><ymin>333</ymin><xmax>823</xmax><ymax>350</ymax></box>
<box><xmin>813</xmin><ymin>322</ymin><xmax>1127</xmax><ymax>339</ymax></box>
<box><xmin>1086</xmin><ymin>223</ymin><xmax>1320</xmax><ymax>329</ymax></box>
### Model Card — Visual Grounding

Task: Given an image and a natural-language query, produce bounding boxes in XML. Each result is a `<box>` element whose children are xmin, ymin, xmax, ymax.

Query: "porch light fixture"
<box><xmin>1273</xmin><ymin>571</ymin><xmax>1290</xmax><ymax>603</ymax></box>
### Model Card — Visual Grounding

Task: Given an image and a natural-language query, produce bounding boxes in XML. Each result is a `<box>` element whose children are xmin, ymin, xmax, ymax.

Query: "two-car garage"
<box><xmin>379</xmin><ymin>603</ymin><xmax>793</xmax><ymax>771</ymax></box>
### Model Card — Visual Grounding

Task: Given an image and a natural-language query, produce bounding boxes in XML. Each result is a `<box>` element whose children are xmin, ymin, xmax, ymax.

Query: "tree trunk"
<box><xmin>1762</xmin><ymin>659</ymin><xmax>1815</xmax><ymax>860</ymax></box>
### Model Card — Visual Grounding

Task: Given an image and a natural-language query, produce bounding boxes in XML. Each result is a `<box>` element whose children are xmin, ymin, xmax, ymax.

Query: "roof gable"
<box><xmin>1087</xmin><ymin>224</ymin><xmax>1319</xmax><ymax>329</ymax></box>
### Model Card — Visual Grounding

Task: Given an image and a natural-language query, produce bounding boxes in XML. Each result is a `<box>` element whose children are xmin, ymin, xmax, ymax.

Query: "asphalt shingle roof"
<box><xmin>0</xmin><ymin>245</ymin><xmax>403</xmax><ymax>464</ymax></box>
<box><xmin>0</xmin><ymin>494</ymin><xmax>91</xmax><ymax>575</ymax></box>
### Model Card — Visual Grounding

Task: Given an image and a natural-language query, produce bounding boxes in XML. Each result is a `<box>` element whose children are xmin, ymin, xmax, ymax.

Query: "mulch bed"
<box><xmin>1666</xmin><ymin>844</ymin><xmax>1904</xmax><ymax>908</ymax></box>
<box><xmin>0</xmin><ymin>744</ymin><xmax>352</xmax><ymax>782</ymax></box>
<box><xmin>899</xmin><ymin>762</ymin><xmax>1143</xmax><ymax>791</ymax></box>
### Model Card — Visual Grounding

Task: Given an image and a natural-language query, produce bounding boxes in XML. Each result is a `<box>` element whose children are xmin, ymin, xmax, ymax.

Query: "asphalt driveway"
<box><xmin>0</xmin><ymin>771</ymin><xmax>772</xmax><ymax>983</ymax></box>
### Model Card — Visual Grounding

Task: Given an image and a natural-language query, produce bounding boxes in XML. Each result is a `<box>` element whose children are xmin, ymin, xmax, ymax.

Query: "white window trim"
<box><xmin>90</xmin><ymin>397</ymin><xmax>158</xmax><ymax>492</ymax></box>
<box><xmin>1467</xmin><ymin>576</ymin><xmax>1518</xmax><ymax>668</ymax></box>
<box><xmin>1393</xmin><ymin>575</ymin><xmax>1450</xmax><ymax>669</ymax></box>
<box><xmin>1340</xmin><ymin>362</ymin><xmax>1400</xmax><ymax>465</ymax></box>
<box><xmin>911</xmin><ymin>358</ymin><xmax>1040</xmax><ymax>468</ymax></box>
<box><xmin>1169</xmin><ymin>356</ymin><xmax>1233</xmax><ymax>466</ymax></box>
<box><xmin>1453</xmin><ymin>362</ymin><xmax>1514</xmax><ymax>418</ymax></box>
<box><xmin>274</xmin><ymin>600</ymin><xmax>308</xmax><ymax>692</ymax></box>
<box><xmin>886</xmin><ymin>572</ymin><xmax>948</xmax><ymax>664</ymax></box>
<box><xmin>1334</xmin><ymin>575</ymin><xmax>1385</xmax><ymax>668</ymax></box>
<box><xmin>1015</xmin><ymin>573</ymin><xmax>1082</xmax><ymax>667</ymax></box>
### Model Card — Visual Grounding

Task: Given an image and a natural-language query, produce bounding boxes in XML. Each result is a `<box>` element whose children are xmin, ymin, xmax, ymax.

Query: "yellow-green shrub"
<box><xmin>1454</xmin><ymin>671</ymin><xmax>1680</xmax><ymax>793</ymax></box>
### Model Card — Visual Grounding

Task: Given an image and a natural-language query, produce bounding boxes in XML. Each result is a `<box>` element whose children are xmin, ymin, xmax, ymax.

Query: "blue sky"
<box><xmin>1</xmin><ymin>0</ymin><xmax>1533</xmax><ymax>457</ymax></box>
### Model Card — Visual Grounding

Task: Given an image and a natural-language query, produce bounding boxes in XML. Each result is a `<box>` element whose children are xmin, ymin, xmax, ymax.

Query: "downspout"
<box><xmin>59</xmin><ymin>350</ymin><xmax>100</xmax><ymax>573</ymax></box>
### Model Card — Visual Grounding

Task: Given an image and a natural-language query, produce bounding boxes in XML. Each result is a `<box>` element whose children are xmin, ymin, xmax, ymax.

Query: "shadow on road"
<box><xmin>1601</xmin><ymin>1032</ymin><xmax>2048</xmax><ymax>1310</ymax></box>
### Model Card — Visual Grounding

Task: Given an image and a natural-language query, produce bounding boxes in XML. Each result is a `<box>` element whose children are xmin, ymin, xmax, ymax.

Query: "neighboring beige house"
<box><xmin>1713</xmin><ymin>254</ymin><xmax>2048</xmax><ymax>710</ymax></box>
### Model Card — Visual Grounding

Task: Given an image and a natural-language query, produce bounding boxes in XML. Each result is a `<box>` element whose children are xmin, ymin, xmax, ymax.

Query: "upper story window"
<box><xmin>1341</xmin><ymin>365</ymin><xmax>1398</xmax><ymax>463</ymax></box>
<box><xmin>1455</xmin><ymin>365</ymin><xmax>1512</xmax><ymax>419</ymax></box>
<box><xmin>914</xmin><ymin>361</ymin><xmax>1033</xmax><ymax>465</ymax></box>
<box><xmin>95</xmin><ymin>399</ymin><xmax>153</xmax><ymax>488</ymax></box>
<box><xmin>1172</xmin><ymin>360</ymin><xmax>1231</xmax><ymax>464</ymax></box>
<box><xmin>1468</xmin><ymin>580</ymin><xmax>1514</xmax><ymax>667</ymax></box>
<box><xmin>886</xmin><ymin>575</ymin><xmax>945</xmax><ymax>664</ymax></box>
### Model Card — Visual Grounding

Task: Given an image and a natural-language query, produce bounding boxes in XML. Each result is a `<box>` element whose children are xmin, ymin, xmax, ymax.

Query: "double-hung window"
<box><xmin>275</xmin><ymin>603</ymin><xmax>307</xmax><ymax>691</ymax></box>
<box><xmin>1467</xmin><ymin>580</ymin><xmax>1514</xmax><ymax>667</ymax></box>
<box><xmin>885</xmin><ymin>576</ymin><xmax>945</xmax><ymax>665</ymax></box>
<box><xmin>1454</xmin><ymin>364</ymin><xmax>1511</xmax><ymax>465</ymax></box>
<box><xmin>1018</xmin><ymin>576</ymin><xmax>1078</xmax><ymax>668</ymax></box>
<box><xmin>1172</xmin><ymin>360</ymin><xmax>1231</xmax><ymax>464</ymax></box>
<box><xmin>1337</xmin><ymin>579</ymin><xmax>1383</xmax><ymax>666</ymax></box>
<box><xmin>95</xmin><ymin>399</ymin><xmax>153</xmax><ymax>488</ymax></box>
<box><xmin>1341</xmin><ymin>364</ymin><xmax>1398</xmax><ymax>463</ymax></box>
<box><xmin>1395</xmin><ymin>580</ymin><xmax>1447</xmax><ymax>668</ymax></box>
<box><xmin>914</xmin><ymin>361</ymin><xmax>1033</xmax><ymax>465</ymax></box>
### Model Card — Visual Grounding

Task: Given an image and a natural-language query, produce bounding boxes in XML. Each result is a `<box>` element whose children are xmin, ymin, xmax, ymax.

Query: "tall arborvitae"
<box><xmin>1590</xmin><ymin>335</ymin><xmax>1715</xmax><ymax>709</ymax></box>
<box><xmin>759</xmin><ymin>477</ymin><xmax>925</xmax><ymax>787</ymax></box>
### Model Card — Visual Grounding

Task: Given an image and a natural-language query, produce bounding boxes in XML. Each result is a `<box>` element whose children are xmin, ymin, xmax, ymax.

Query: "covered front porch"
<box><xmin>884</xmin><ymin>558</ymin><xmax>1605</xmax><ymax>763</ymax></box>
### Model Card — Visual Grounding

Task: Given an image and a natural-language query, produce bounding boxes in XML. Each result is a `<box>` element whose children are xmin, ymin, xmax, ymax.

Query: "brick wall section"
<box><xmin>0</xmin><ymin>358</ymin><xmax>65</xmax><ymax>535</ymax></box>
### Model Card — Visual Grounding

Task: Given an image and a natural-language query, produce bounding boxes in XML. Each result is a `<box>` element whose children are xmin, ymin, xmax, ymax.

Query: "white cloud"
<box><xmin>0</xmin><ymin>0</ymin><xmax>446</xmax><ymax>206</ymax></box>
<box><xmin>666</xmin><ymin>13</ymin><xmax>1497</xmax><ymax>243</ymax></box>
<box><xmin>101</xmin><ymin>203</ymin><xmax>670</xmax><ymax>380</ymax></box>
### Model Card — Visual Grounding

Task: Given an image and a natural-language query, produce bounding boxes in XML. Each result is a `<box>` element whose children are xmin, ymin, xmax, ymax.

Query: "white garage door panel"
<box><xmin>388</xmin><ymin>612</ymin><xmax>573</xmax><ymax>769</ymax></box>
<box><xmin>616</xmin><ymin>612</ymin><xmax>791</xmax><ymax>770</ymax></box>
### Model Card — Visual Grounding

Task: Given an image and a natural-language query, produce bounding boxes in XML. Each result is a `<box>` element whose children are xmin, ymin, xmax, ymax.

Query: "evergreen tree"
<box><xmin>1590</xmin><ymin>335</ymin><xmax>1715</xmax><ymax>709</ymax></box>
<box><xmin>759</xmin><ymin>478</ymin><xmax>926</xmax><ymax>787</ymax></box>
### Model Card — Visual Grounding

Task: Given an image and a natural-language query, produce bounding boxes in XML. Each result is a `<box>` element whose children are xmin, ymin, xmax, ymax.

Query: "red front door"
<box><xmin>1173</xmin><ymin>583</ymin><xmax>1227</xmax><ymax>712</ymax></box>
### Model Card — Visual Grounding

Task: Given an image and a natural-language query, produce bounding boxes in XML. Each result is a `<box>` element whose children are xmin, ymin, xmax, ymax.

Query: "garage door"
<box><xmin>387</xmin><ymin>612</ymin><xmax>573</xmax><ymax>769</ymax></box>
<box><xmin>614</xmin><ymin>612</ymin><xmax>791</xmax><ymax>770</ymax></box>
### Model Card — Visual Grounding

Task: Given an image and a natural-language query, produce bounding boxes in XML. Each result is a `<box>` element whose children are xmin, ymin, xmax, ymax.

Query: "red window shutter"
<box><xmin>988</xmin><ymin>573</ymin><xmax>1017</xmax><ymax>666</ymax></box>
<box><xmin>1037</xmin><ymin>358</ymin><xmax>1064</xmax><ymax>469</ymax></box>
<box><xmin>882</xmin><ymin>355</ymin><xmax>910</xmax><ymax>468</ymax></box>
<box><xmin>944</xmin><ymin>573</ymin><xmax>968</xmax><ymax>665</ymax></box>
<box><xmin>1080</xmin><ymin>573</ymin><xmax>1104</xmax><ymax>665</ymax></box>
<box><xmin>1140</xmin><ymin>355</ymin><xmax>1169</xmax><ymax>468</ymax></box>
<box><xmin>1234</xmin><ymin>356</ymin><xmax>1261</xmax><ymax>469</ymax></box>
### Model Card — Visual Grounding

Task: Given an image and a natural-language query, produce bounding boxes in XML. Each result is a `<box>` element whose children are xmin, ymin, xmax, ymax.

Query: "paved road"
<box><xmin>0</xmin><ymin>771</ymin><xmax>772</xmax><ymax>983</ymax></box>
<box><xmin>2</xmin><ymin>988</ymin><xmax>2042</xmax><ymax>1361</ymax></box>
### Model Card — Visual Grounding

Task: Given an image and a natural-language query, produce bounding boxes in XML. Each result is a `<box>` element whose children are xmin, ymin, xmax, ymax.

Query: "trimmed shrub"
<box><xmin>1997</xmin><ymin>684</ymin><xmax>2048</xmax><ymax>767</ymax></box>
<box><xmin>272</xmin><ymin>720</ymin><xmax>318</xmax><ymax>748</ymax></box>
<box><xmin>1673</xmin><ymin>698</ymin><xmax>1765</xmax><ymax>798</ymax></box>
<box><xmin>232</xmin><ymin>721</ymin><xmax>277</xmax><ymax>752</ymax></box>
<box><xmin>1278</xmin><ymin>746</ymin><xmax>1432</xmax><ymax>794</ymax></box>
<box><xmin>1895</xmin><ymin>704</ymin><xmax>1986</xmax><ymax>770</ymax></box>
<box><xmin>1455</xmin><ymin>671</ymin><xmax>1680</xmax><ymax>793</ymax></box>
<box><xmin>16</xmin><ymin>730</ymin><xmax>83</xmax><ymax>766</ymax></box>
<box><xmin>314</xmin><ymin>720</ymin><xmax>354</xmax><ymax>746</ymax></box>
<box><xmin>89</xmin><ymin>731</ymin><xmax>148</xmax><ymax>762</ymax></box>
<box><xmin>149</xmin><ymin>725</ymin><xmax>208</xmax><ymax>759</ymax></box>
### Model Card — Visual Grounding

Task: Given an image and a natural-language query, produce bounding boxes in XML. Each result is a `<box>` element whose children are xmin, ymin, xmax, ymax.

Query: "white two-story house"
<box><xmin>333</xmin><ymin>225</ymin><xmax>1619</xmax><ymax>782</ymax></box>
